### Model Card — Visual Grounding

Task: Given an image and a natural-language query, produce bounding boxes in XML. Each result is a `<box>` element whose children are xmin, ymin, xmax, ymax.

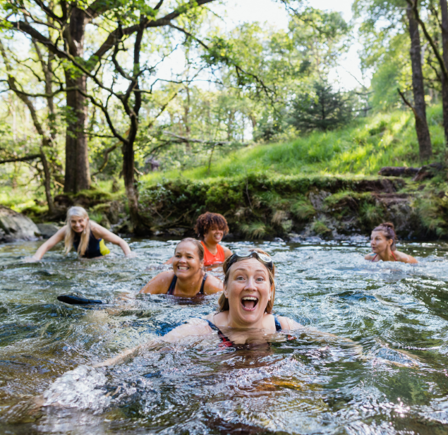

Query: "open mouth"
<box><xmin>241</xmin><ymin>296</ymin><xmax>258</xmax><ymax>311</ymax></box>
<box><xmin>177</xmin><ymin>266</ymin><xmax>189</xmax><ymax>271</ymax></box>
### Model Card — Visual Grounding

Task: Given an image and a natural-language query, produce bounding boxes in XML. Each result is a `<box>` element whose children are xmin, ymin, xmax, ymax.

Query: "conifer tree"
<box><xmin>289</xmin><ymin>82</ymin><xmax>353</xmax><ymax>132</ymax></box>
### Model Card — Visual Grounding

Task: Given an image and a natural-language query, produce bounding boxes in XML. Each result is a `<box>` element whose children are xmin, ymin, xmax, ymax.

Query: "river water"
<box><xmin>0</xmin><ymin>238</ymin><xmax>448</xmax><ymax>434</ymax></box>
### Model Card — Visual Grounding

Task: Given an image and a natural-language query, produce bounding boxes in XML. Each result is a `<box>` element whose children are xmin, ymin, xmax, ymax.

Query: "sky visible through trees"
<box><xmin>212</xmin><ymin>0</ymin><xmax>365</xmax><ymax>90</ymax></box>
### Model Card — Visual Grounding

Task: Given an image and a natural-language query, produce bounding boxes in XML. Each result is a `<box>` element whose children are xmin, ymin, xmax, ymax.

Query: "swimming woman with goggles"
<box><xmin>96</xmin><ymin>249</ymin><xmax>322</xmax><ymax>367</ymax></box>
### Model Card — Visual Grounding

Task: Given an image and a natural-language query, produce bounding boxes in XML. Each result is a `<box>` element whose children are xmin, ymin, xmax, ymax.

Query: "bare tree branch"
<box><xmin>168</xmin><ymin>23</ymin><xmax>275</xmax><ymax>99</ymax></box>
<box><xmin>0</xmin><ymin>154</ymin><xmax>41</xmax><ymax>164</ymax></box>
<box><xmin>91</xmin><ymin>144</ymin><xmax>120</xmax><ymax>176</ymax></box>
<box><xmin>398</xmin><ymin>88</ymin><xmax>420</xmax><ymax>120</ymax></box>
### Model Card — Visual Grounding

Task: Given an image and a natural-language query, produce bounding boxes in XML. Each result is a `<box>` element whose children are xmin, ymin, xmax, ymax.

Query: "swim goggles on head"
<box><xmin>226</xmin><ymin>250</ymin><xmax>274</xmax><ymax>272</ymax></box>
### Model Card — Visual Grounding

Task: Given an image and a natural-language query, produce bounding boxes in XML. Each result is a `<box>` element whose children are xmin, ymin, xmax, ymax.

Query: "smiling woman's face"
<box><xmin>173</xmin><ymin>241</ymin><xmax>203</xmax><ymax>279</ymax></box>
<box><xmin>70</xmin><ymin>216</ymin><xmax>88</xmax><ymax>233</ymax></box>
<box><xmin>224</xmin><ymin>258</ymin><xmax>272</xmax><ymax>327</ymax></box>
<box><xmin>203</xmin><ymin>226</ymin><xmax>223</xmax><ymax>246</ymax></box>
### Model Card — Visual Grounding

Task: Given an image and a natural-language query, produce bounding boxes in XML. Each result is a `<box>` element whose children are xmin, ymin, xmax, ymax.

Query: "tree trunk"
<box><xmin>407</xmin><ymin>3</ymin><xmax>433</xmax><ymax>161</ymax></box>
<box><xmin>40</xmin><ymin>147</ymin><xmax>55</xmax><ymax>214</ymax></box>
<box><xmin>440</xmin><ymin>0</ymin><xmax>448</xmax><ymax>150</ymax></box>
<box><xmin>182</xmin><ymin>86</ymin><xmax>191</xmax><ymax>151</ymax></box>
<box><xmin>122</xmin><ymin>140</ymin><xmax>140</xmax><ymax>229</ymax></box>
<box><xmin>122</xmin><ymin>17</ymin><xmax>145</xmax><ymax>232</ymax></box>
<box><xmin>64</xmin><ymin>8</ymin><xmax>90</xmax><ymax>193</ymax></box>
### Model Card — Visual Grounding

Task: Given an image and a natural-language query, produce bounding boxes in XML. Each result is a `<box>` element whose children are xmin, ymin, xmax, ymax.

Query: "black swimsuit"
<box><xmin>73</xmin><ymin>231</ymin><xmax>110</xmax><ymax>258</ymax></box>
<box><xmin>205</xmin><ymin>316</ymin><xmax>283</xmax><ymax>347</ymax></box>
<box><xmin>167</xmin><ymin>273</ymin><xmax>208</xmax><ymax>296</ymax></box>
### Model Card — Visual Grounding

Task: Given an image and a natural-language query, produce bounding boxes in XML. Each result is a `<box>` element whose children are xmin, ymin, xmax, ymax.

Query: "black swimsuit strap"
<box><xmin>274</xmin><ymin>316</ymin><xmax>282</xmax><ymax>332</ymax></box>
<box><xmin>204</xmin><ymin>315</ymin><xmax>282</xmax><ymax>346</ymax></box>
<box><xmin>199</xmin><ymin>273</ymin><xmax>208</xmax><ymax>295</ymax></box>
<box><xmin>167</xmin><ymin>275</ymin><xmax>177</xmax><ymax>295</ymax></box>
<box><xmin>168</xmin><ymin>273</ymin><xmax>207</xmax><ymax>296</ymax></box>
<box><xmin>204</xmin><ymin>319</ymin><xmax>232</xmax><ymax>346</ymax></box>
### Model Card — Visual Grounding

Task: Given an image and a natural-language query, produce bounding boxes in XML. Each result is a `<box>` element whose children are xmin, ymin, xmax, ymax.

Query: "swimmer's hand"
<box><xmin>93</xmin><ymin>344</ymin><xmax>147</xmax><ymax>368</ymax></box>
<box><xmin>126</xmin><ymin>252</ymin><xmax>138</xmax><ymax>259</ymax></box>
<box><xmin>23</xmin><ymin>256</ymin><xmax>40</xmax><ymax>263</ymax></box>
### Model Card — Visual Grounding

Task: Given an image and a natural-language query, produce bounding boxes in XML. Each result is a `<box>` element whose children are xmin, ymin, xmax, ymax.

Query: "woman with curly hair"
<box><xmin>365</xmin><ymin>222</ymin><xmax>417</xmax><ymax>264</ymax></box>
<box><xmin>195</xmin><ymin>212</ymin><xmax>232</xmax><ymax>267</ymax></box>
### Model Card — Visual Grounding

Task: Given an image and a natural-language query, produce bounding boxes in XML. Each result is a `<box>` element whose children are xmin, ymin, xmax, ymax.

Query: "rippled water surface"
<box><xmin>1</xmin><ymin>238</ymin><xmax>448</xmax><ymax>434</ymax></box>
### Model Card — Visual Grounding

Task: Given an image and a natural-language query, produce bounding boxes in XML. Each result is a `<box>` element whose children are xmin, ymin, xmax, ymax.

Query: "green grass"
<box><xmin>0</xmin><ymin>185</ymin><xmax>45</xmax><ymax>212</ymax></box>
<box><xmin>142</xmin><ymin>106</ymin><xmax>447</xmax><ymax>185</ymax></box>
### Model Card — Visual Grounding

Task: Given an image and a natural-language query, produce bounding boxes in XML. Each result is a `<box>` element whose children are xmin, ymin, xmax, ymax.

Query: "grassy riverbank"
<box><xmin>142</xmin><ymin>106</ymin><xmax>446</xmax><ymax>184</ymax></box>
<box><xmin>1</xmin><ymin>106</ymin><xmax>447</xmax><ymax>240</ymax></box>
<box><xmin>134</xmin><ymin>106</ymin><xmax>448</xmax><ymax>240</ymax></box>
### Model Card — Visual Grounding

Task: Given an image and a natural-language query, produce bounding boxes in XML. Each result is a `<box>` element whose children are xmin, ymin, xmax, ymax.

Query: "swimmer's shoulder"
<box><xmin>139</xmin><ymin>270</ymin><xmax>175</xmax><ymax>294</ymax></box>
<box><xmin>364</xmin><ymin>253</ymin><xmax>376</xmax><ymax>261</ymax></box>
<box><xmin>204</xmin><ymin>274</ymin><xmax>223</xmax><ymax>294</ymax></box>
<box><xmin>276</xmin><ymin>315</ymin><xmax>302</xmax><ymax>331</ymax></box>
<box><xmin>163</xmin><ymin>317</ymin><xmax>214</xmax><ymax>342</ymax></box>
<box><xmin>222</xmin><ymin>245</ymin><xmax>232</xmax><ymax>258</ymax></box>
<box><xmin>395</xmin><ymin>250</ymin><xmax>418</xmax><ymax>264</ymax></box>
<box><xmin>178</xmin><ymin>314</ymin><xmax>224</xmax><ymax>336</ymax></box>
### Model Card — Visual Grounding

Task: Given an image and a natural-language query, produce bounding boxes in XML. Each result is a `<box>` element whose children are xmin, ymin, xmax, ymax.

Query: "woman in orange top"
<box><xmin>195</xmin><ymin>212</ymin><xmax>232</xmax><ymax>267</ymax></box>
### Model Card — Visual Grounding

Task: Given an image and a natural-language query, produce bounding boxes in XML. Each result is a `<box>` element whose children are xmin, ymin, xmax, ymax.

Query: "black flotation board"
<box><xmin>57</xmin><ymin>294</ymin><xmax>103</xmax><ymax>305</ymax></box>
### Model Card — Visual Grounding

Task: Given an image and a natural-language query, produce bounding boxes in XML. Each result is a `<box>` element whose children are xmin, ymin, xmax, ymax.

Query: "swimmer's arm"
<box><xmin>24</xmin><ymin>226</ymin><xmax>66</xmax><ymax>262</ymax></box>
<box><xmin>396</xmin><ymin>251</ymin><xmax>418</xmax><ymax>264</ymax></box>
<box><xmin>94</xmin><ymin>321</ymin><xmax>212</xmax><ymax>367</ymax></box>
<box><xmin>223</xmin><ymin>246</ymin><xmax>232</xmax><ymax>259</ymax></box>
<box><xmin>93</xmin><ymin>345</ymin><xmax>145</xmax><ymax>368</ymax></box>
<box><xmin>139</xmin><ymin>270</ymin><xmax>174</xmax><ymax>294</ymax></box>
<box><xmin>364</xmin><ymin>253</ymin><xmax>375</xmax><ymax>261</ymax></box>
<box><xmin>162</xmin><ymin>320</ymin><xmax>213</xmax><ymax>342</ymax></box>
<box><xmin>164</xmin><ymin>257</ymin><xmax>174</xmax><ymax>265</ymax></box>
<box><xmin>204</xmin><ymin>275</ymin><xmax>223</xmax><ymax>294</ymax></box>
<box><xmin>91</xmin><ymin>223</ymin><xmax>135</xmax><ymax>257</ymax></box>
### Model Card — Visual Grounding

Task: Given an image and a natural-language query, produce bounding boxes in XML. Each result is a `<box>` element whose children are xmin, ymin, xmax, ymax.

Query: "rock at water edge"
<box><xmin>0</xmin><ymin>205</ymin><xmax>40</xmax><ymax>243</ymax></box>
<box><xmin>37</xmin><ymin>223</ymin><xmax>60</xmax><ymax>239</ymax></box>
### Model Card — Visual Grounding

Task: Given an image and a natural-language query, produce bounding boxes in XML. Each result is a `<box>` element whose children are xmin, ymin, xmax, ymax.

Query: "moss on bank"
<box><xmin>139</xmin><ymin>173</ymin><xmax>448</xmax><ymax>240</ymax></box>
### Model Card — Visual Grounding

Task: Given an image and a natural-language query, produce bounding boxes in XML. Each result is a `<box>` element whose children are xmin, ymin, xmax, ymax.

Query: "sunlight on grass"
<box><xmin>143</xmin><ymin>106</ymin><xmax>446</xmax><ymax>185</ymax></box>
<box><xmin>0</xmin><ymin>186</ymin><xmax>45</xmax><ymax>212</ymax></box>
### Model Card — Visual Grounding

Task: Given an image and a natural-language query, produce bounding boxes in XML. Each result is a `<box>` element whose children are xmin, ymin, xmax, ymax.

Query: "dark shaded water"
<box><xmin>0</xmin><ymin>238</ymin><xmax>448</xmax><ymax>434</ymax></box>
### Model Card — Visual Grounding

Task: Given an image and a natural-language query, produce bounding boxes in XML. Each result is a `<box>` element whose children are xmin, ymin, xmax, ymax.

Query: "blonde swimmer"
<box><xmin>25</xmin><ymin>206</ymin><xmax>136</xmax><ymax>261</ymax></box>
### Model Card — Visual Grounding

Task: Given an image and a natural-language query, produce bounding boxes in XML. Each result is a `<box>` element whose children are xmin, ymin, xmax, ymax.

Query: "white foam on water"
<box><xmin>43</xmin><ymin>365</ymin><xmax>111</xmax><ymax>413</ymax></box>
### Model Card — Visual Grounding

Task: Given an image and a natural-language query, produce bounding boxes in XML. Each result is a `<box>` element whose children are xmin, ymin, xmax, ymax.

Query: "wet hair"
<box><xmin>175</xmin><ymin>238</ymin><xmax>204</xmax><ymax>262</ymax></box>
<box><xmin>64</xmin><ymin>206</ymin><xmax>90</xmax><ymax>257</ymax></box>
<box><xmin>373</xmin><ymin>222</ymin><xmax>398</xmax><ymax>251</ymax></box>
<box><xmin>218</xmin><ymin>248</ymin><xmax>276</xmax><ymax>314</ymax></box>
<box><xmin>194</xmin><ymin>212</ymin><xmax>229</xmax><ymax>240</ymax></box>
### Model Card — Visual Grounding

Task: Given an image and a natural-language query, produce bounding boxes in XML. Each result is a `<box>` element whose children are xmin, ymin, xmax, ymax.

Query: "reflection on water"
<box><xmin>1</xmin><ymin>238</ymin><xmax>448</xmax><ymax>433</ymax></box>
